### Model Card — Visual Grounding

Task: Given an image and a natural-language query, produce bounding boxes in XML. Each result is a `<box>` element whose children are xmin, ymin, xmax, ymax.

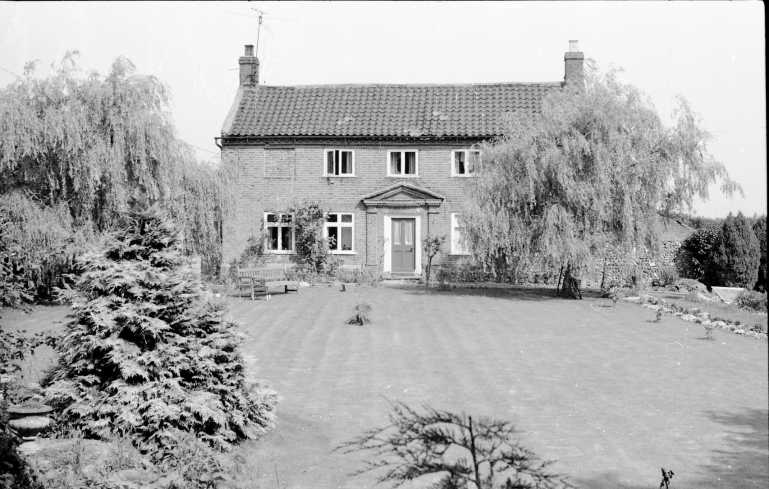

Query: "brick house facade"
<box><xmin>218</xmin><ymin>43</ymin><xmax>584</xmax><ymax>277</ymax></box>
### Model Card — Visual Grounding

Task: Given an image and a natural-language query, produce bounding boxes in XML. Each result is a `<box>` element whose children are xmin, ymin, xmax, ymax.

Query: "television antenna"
<box><xmin>228</xmin><ymin>3</ymin><xmax>297</xmax><ymax>58</ymax></box>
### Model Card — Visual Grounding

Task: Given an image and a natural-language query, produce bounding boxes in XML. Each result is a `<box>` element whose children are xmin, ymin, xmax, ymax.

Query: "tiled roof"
<box><xmin>224</xmin><ymin>82</ymin><xmax>561</xmax><ymax>138</ymax></box>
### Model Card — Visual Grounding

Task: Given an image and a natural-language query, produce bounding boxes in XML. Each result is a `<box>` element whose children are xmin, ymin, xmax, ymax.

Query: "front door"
<box><xmin>391</xmin><ymin>218</ymin><xmax>416</xmax><ymax>273</ymax></box>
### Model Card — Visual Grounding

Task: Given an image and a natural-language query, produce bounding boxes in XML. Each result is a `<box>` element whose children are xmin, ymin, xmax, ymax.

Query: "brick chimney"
<box><xmin>564</xmin><ymin>40</ymin><xmax>584</xmax><ymax>86</ymax></box>
<box><xmin>239</xmin><ymin>45</ymin><xmax>259</xmax><ymax>86</ymax></box>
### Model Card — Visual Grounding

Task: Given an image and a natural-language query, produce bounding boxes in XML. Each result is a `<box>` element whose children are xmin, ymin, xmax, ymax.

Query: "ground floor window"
<box><xmin>325</xmin><ymin>212</ymin><xmax>354</xmax><ymax>253</ymax></box>
<box><xmin>265</xmin><ymin>213</ymin><xmax>294</xmax><ymax>252</ymax></box>
<box><xmin>450</xmin><ymin>213</ymin><xmax>470</xmax><ymax>255</ymax></box>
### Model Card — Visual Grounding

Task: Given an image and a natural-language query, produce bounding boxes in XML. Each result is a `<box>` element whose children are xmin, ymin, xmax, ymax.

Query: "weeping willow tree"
<box><xmin>0</xmin><ymin>52</ymin><xmax>232</xmax><ymax>300</ymax></box>
<box><xmin>463</xmin><ymin>61</ymin><xmax>742</xmax><ymax>294</ymax></box>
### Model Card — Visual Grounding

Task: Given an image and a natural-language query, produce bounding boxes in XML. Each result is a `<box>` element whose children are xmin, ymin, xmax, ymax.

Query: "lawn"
<box><xmin>3</xmin><ymin>285</ymin><xmax>767</xmax><ymax>489</ymax></box>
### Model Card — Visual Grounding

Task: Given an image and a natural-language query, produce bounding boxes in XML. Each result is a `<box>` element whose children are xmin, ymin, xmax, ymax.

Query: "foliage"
<box><xmin>339</xmin><ymin>401</ymin><xmax>572</xmax><ymax>489</ymax></box>
<box><xmin>334</xmin><ymin>267</ymin><xmax>375</xmax><ymax>284</ymax></box>
<box><xmin>463</xmin><ymin>60</ymin><xmax>741</xmax><ymax>279</ymax></box>
<box><xmin>703</xmin><ymin>322</ymin><xmax>716</xmax><ymax>340</ymax></box>
<box><xmin>347</xmin><ymin>301</ymin><xmax>372</xmax><ymax>326</ymax></box>
<box><xmin>227</xmin><ymin>233</ymin><xmax>269</xmax><ymax>285</ymax></box>
<box><xmin>43</xmin><ymin>204</ymin><xmax>276</xmax><ymax>459</ymax></box>
<box><xmin>674</xmin><ymin>227</ymin><xmax>720</xmax><ymax>282</ymax></box>
<box><xmin>0</xmin><ymin>52</ymin><xmax>233</xmax><ymax>286</ymax></box>
<box><xmin>752</xmin><ymin>216</ymin><xmax>767</xmax><ymax>292</ymax></box>
<box><xmin>0</xmin><ymin>191</ymin><xmax>83</xmax><ymax>305</ymax></box>
<box><xmin>284</xmin><ymin>201</ymin><xmax>338</xmax><ymax>273</ymax></box>
<box><xmin>735</xmin><ymin>290</ymin><xmax>767</xmax><ymax>313</ymax></box>
<box><xmin>654</xmin><ymin>263</ymin><xmax>679</xmax><ymax>288</ymax></box>
<box><xmin>705</xmin><ymin>212</ymin><xmax>760</xmax><ymax>288</ymax></box>
<box><xmin>422</xmin><ymin>234</ymin><xmax>446</xmax><ymax>287</ymax></box>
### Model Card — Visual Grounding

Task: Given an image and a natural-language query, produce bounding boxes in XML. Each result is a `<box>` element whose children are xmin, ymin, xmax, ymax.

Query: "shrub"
<box><xmin>735</xmin><ymin>290</ymin><xmax>767</xmax><ymax>313</ymax></box>
<box><xmin>339</xmin><ymin>402</ymin><xmax>572</xmax><ymax>489</ymax></box>
<box><xmin>43</xmin><ymin>204</ymin><xmax>277</xmax><ymax>459</ymax></box>
<box><xmin>656</xmin><ymin>262</ymin><xmax>679</xmax><ymax>288</ymax></box>
<box><xmin>675</xmin><ymin>227</ymin><xmax>720</xmax><ymax>281</ymax></box>
<box><xmin>705</xmin><ymin>212</ymin><xmax>760</xmax><ymax>288</ymax></box>
<box><xmin>285</xmin><ymin>200</ymin><xmax>336</xmax><ymax>273</ymax></box>
<box><xmin>703</xmin><ymin>322</ymin><xmax>716</xmax><ymax>340</ymax></box>
<box><xmin>334</xmin><ymin>267</ymin><xmax>374</xmax><ymax>284</ymax></box>
<box><xmin>753</xmin><ymin>216</ymin><xmax>767</xmax><ymax>292</ymax></box>
<box><xmin>347</xmin><ymin>301</ymin><xmax>372</xmax><ymax>326</ymax></box>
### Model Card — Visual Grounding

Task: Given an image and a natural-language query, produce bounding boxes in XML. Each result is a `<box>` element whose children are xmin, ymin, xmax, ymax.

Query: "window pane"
<box><xmin>268</xmin><ymin>227</ymin><xmax>278</xmax><ymax>250</ymax></box>
<box><xmin>393</xmin><ymin>221</ymin><xmax>401</xmax><ymax>245</ymax></box>
<box><xmin>328</xmin><ymin>226</ymin><xmax>338</xmax><ymax>250</ymax></box>
<box><xmin>281</xmin><ymin>214</ymin><xmax>292</xmax><ymax>224</ymax></box>
<box><xmin>341</xmin><ymin>227</ymin><xmax>352</xmax><ymax>251</ymax></box>
<box><xmin>390</xmin><ymin>152</ymin><xmax>401</xmax><ymax>174</ymax></box>
<box><xmin>267</xmin><ymin>214</ymin><xmax>277</xmax><ymax>223</ymax></box>
<box><xmin>327</xmin><ymin>151</ymin><xmax>335</xmax><ymax>175</ymax></box>
<box><xmin>404</xmin><ymin>220</ymin><xmax>413</xmax><ymax>245</ymax></box>
<box><xmin>469</xmin><ymin>151</ymin><xmax>480</xmax><ymax>174</ymax></box>
<box><xmin>405</xmin><ymin>152</ymin><xmax>416</xmax><ymax>174</ymax></box>
<box><xmin>281</xmin><ymin>227</ymin><xmax>292</xmax><ymax>251</ymax></box>
<box><xmin>341</xmin><ymin>214</ymin><xmax>352</xmax><ymax>223</ymax></box>
<box><xmin>326</xmin><ymin>213</ymin><xmax>338</xmax><ymax>223</ymax></box>
<box><xmin>455</xmin><ymin>151</ymin><xmax>465</xmax><ymax>174</ymax></box>
<box><xmin>341</xmin><ymin>151</ymin><xmax>351</xmax><ymax>174</ymax></box>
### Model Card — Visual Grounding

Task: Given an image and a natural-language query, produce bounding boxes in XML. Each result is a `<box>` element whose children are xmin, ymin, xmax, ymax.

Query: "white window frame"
<box><xmin>324</xmin><ymin>212</ymin><xmax>355</xmax><ymax>254</ymax></box>
<box><xmin>264</xmin><ymin>212</ymin><xmax>295</xmax><ymax>254</ymax></box>
<box><xmin>450</xmin><ymin>213</ymin><xmax>470</xmax><ymax>255</ymax></box>
<box><xmin>386</xmin><ymin>150</ymin><xmax>419</xmax><ymax>177</ymax></box>
<box><xmin>450</xmin><ymin>149</ymin><xmax>481</xmax><ymax>177</ymax></box>
<box><xmin>323</xmin><ymin>149</ymin><xmax>355</xmax><ymax>177</ymax></box>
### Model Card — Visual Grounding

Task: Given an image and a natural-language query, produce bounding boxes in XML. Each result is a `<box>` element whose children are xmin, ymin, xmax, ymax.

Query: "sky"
<box><xmin>0</xmin><ymin>1</ymin><xmax>765</xmax><ymax>219</ymax></box>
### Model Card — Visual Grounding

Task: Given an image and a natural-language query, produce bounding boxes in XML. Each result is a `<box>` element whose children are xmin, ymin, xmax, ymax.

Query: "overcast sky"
<box><xmin>1</xmin><ymin>1</ymin><xmax>765</xmax><ymax>218</ymax></box>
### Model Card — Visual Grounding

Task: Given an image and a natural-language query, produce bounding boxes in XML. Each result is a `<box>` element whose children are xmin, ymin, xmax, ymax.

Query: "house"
<box><xmin>218</xmin><ymin>42</ymin><xmax>584</xmax><ymax>277</ymax></box>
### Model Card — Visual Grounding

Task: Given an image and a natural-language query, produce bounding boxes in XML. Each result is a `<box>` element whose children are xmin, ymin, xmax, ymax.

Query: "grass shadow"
<box><xmin>389</xmin><ymin>284</ymin><xmax>607</xmax><ymax>303</ymax></box>
<box><xmin>571</xmin><ymin>470</ymin><xmax>654</xmax><ymax>489</ymax></box>
<box><xmin>694</xmin><ymin>408</ymin><xmax>769</xmax><ymax>488</ymax></box>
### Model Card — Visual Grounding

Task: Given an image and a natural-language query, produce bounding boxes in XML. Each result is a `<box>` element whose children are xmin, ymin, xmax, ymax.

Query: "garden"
<box><xmin>3</xmin><ymin>279</ymin><xmax>767</xmax><ymax>489</ymax></box>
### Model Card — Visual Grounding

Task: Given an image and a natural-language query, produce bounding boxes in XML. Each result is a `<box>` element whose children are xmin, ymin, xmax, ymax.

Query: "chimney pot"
<box><xmin>244</xmin><ymin>45</ymin><xmax>254</xmax><ymax>57</ymax></box>
<box><xmin>569</xmin><ymin>40</ymin><xmax>579</xmax><ymax>53</ymax></box>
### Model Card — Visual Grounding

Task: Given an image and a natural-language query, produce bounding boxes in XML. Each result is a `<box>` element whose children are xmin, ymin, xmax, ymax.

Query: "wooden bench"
<box><xmin>237</xmin><ymin>264</ymin><xmax>300</xmax><ymax>300</ymax></box>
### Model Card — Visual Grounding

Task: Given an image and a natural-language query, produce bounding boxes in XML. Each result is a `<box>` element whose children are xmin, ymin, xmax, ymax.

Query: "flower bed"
<box><xmin>626</xmin><ymin>294</ymin><xmax>768</xmax><ymax>340</ymax></box>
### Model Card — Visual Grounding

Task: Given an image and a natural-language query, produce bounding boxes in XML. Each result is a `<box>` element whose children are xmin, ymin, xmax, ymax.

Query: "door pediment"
<box><xmin>361</xmin><ymin>182</ymin><xmax>444</xmax><ymax>208</ymax></box>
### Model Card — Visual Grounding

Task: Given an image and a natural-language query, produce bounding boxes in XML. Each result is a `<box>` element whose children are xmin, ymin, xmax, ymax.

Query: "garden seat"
<box><xmin>237</xmin><ymin>264</ymin><xmax>299</xmax><ymax>300</ymax></box>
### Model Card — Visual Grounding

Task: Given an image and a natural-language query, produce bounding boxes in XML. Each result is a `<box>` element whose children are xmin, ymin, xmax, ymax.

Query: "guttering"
<box><xmin>219</xmin><ymin>134</ymin><xmax>496</xmax><ymax>146</ymax></box>
<box><xmin>214</xmin><ymin>137</ymin><xmax>222</xmax><ymax>150</ymax></box>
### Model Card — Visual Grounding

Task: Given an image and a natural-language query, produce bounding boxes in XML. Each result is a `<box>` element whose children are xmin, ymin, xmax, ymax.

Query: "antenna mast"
<box><xmin>252</xmin><ymin>8</ymin><xmax>266</xmax><ymax>56</ymax></box>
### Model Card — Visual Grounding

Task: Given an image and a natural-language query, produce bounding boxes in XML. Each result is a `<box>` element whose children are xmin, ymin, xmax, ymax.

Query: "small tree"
<box><xmin>339</xmin><ymin>402</ymin><xmax>572</xmax><ymax>489</ymax></box>
<box><xmin>752</xmin><ymin>216</ymin><xmax>767</xmax><ymax>292</ymax></box>
<box><xmin>423</xmin><ymin>234</ymin><xmax>447</xmax><ymax>287</ymax></box>
<box><xmin>44</xmin><ymin>204</ymin><xmax>276</xmax><ymax>457</ymax></box>
<box><xmin>705</xmin><ymin>212</ymin><xmax>760</xmax><ymax>288</ymax></box>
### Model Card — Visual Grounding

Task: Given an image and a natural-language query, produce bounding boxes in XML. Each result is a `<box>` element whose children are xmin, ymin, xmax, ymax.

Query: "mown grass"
<box><xmin>3</xmin><ymin>284</ymin><xmax>767</xmax><ymax>489</ymax></box>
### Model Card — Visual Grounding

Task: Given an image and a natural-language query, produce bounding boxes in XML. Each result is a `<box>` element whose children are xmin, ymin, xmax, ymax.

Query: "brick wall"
<box><xmin>222</xmin><ymin>143</ymin><xmax>478</xmax><ymax>273</ymax></box>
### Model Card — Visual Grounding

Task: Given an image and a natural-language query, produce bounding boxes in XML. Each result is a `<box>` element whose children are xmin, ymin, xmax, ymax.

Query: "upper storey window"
<box><xmin>325</xmin><ymin>149</ymin><xmax>354</xmax><ymax>176</ymax></box>
<box><xmin>388</xmin><ymin>150</ymin><xmax>418</xmax><ymax>177</ymax></box>
<box><xmin>451</xmin><ymin>150</ymin><xmax>481</xmax><ymax>177</ymax></box>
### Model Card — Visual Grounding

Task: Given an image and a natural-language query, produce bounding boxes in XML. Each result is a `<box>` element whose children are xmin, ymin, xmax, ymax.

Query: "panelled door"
<box><xmin>391</xmin><ymin>218</ymin><xmax>416</xmax><ymax>273</ymax></box>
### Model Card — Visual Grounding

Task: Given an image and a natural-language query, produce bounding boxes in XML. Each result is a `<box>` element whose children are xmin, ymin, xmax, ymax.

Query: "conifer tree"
<box><xmin>705</xmin><ymin>212</ymin><xmax>760</xmax><ymax>288</ymax></box>
<box><xmin>44</xmin><ymin>203</ymin><xmax>276</xmax><ymax>455</ymax></box>
<box><xmin>752</xmin><ymin>216</ymin><xmax>767</xmax><ymax>292</ymax></box>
